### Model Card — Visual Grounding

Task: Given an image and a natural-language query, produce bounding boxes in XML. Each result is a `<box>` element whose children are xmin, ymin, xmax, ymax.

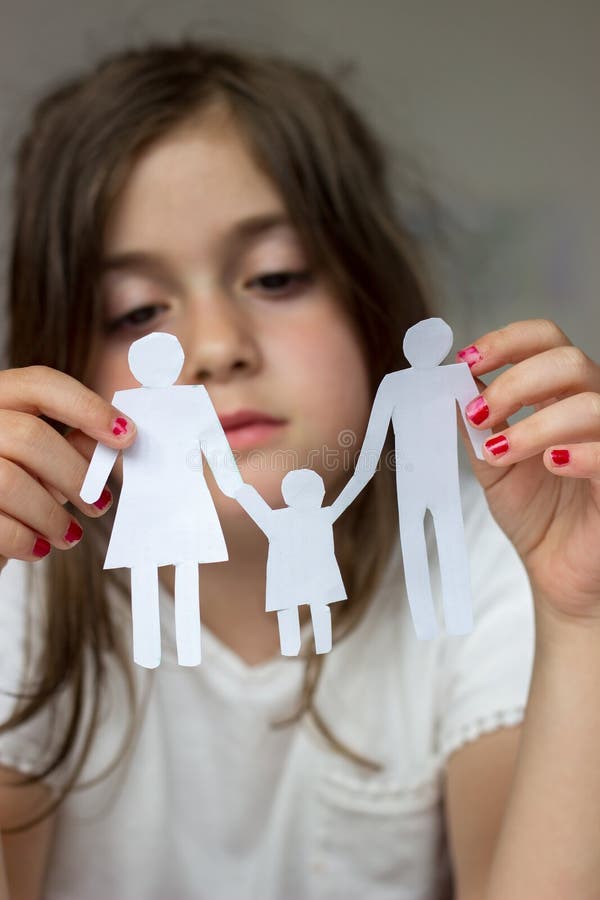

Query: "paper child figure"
<box><xmin>80</xmin><ymin>332</ymin><xmax>243</xmax><ymax>669</ymax></box>
<box><xmin>235</xmin><ymin>469</ymin><xmax>349</xmax><ymax>656</ymax></box>
<box><xmin>330</xmin><ymin>317</ymin><xmax>492</xmax><ymax>640</ymax></box>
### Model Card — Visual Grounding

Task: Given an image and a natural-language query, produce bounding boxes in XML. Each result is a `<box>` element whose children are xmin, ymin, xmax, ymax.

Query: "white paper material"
<box><xmin>235</xmin><ymin>469</ymin><xmax>347</xmax><ymax>656</ymax></box>
<box><xmin>131</xmin><ymin>565</ymin><xmax>161</xmax><ymax>669</ymax></box>
<box><xmin>174</xmin><ymin>561</ymin><xmax>201</xmax><ymax>666</ymax></box>
<box><xmin>331</xmin><ymin>317</ymin><xmax>492</xmax><ymax>640</ymax></box>
<box><xmin>80</xmin><ymin>332</ymin><xmax>243</xmax><ymax>668</ymax></box>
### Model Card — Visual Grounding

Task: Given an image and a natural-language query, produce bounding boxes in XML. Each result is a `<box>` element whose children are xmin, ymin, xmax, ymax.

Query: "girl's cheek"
<box><xmin>90</xmin><ymin>350</ymin><xmax>137</xmax><ymax>400</ymax></box>
<box><xmin>290</xmin><ymin>327</ymin><xmax>370</xmax><ymax>443</ymax></box>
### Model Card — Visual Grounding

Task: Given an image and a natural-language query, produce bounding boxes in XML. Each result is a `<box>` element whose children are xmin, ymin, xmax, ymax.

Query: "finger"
<box><xmin>533</xmin><ymin>397</ymin><xmax>560</xmax><ymax>412</ymax></box>
<box><xmin>2</xmin><ymin>430</ymin><xmax>97</xmax><ymax>509</ymax></box>
<box><xmin>0</xmin><ymin>411</ymin><xmax>114</xmax><ymax>517</ymax></box>
<box><xmin>43</xmin><ymin>483</ymin><xmax>69</xmax><ymax>506</ymax></box>
<box><xmin>456</xmin><ymin>319</ymin><xmax>572</xmax><ymax>377</ymax></box>
<box><xmin>49</xmin><ymin>429</ymin><xmax>101</xmax><ymax>504</ymax></box>
<box><xmin>462</xmin><ymin>346</ymin><xmax>600</xmax><ymax>430</ymax></box>
<box><xmin>0</xmin><ymin>510</ymin><xmax>53</xmax><ymax>563</ymax></box>
<box><xmin>18</xmin><ymin>463</ymin><xmax>69</xmax><ymax>506</ymax></box>
<box><xmin>457</xmin><ymin>410</ymin><xmax>512</xmax><ymax>492</ymax></box>
<box><xmin>65</xmin><ymin>428</ymin><xmax>99</xmax><ymax>462</ymax></box>
<box><xmin>0</xmin><ymin>366</ymin><xmax>136</xmax><ymax>447</ymax></box>
<box><xmin>544</xmin><ymin>444</ymin><xmax>600</xmax><ymax>480</ymax></box>
<box><xmin>0</xmin><ymin>458</ymin><xmax>85</xmax><ymax>549</ymax></box>
<box><xmin>480</xmin><ymin>392</ymin><xmax>600</xmax><ymax>466</ymax></box>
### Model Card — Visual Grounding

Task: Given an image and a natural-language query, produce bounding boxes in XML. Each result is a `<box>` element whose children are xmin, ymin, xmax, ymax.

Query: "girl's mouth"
<box><xmin>218</xmin><ymin>409</ymin><xmax>287</xmax><ymax>451</ymax></box>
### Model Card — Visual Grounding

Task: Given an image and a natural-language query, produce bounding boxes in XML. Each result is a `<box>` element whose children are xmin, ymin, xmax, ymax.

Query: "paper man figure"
<box><xmin>330</xmin><ymin>317</ymin><xmax>492</xmax><ymax>640</ymax></box>
<box><xmin>80</xmin><ymin>332</ymin><xmax>242</xmax><ymax>669</ymax></box>
<box><xmin>235</xmin><ymin>469</ymin><xmax>348</xmax><ymax>656</ymax></box>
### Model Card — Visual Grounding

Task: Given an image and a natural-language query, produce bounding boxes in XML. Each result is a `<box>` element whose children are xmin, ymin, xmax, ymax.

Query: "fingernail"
<box><xmin>465</xmin><ymin>395</ymin><xmax>489</xmax><ymax>425</ymax></box>
<box><xmin>33</xmin><ymin>537</ymin><xmax>51</xmax><ymax>558</ymax></box>
<box><xmin>551</xmin><ymin>449</ymin><xmax>570</xmax><ymax>466</ymax></box>
<box><xmin>457</xmin><ymin>345</ymin><xmax>483</xmax><ymax>368</ymax></box>
<box><xmin>64</xmin><ymin>521</ymin><xmax>83</xmax><ymax>544</ymax></box>
<box><xmin>485</xmin><ymin>434</ymin><xmax>509</xmax><ymax>457</ymax></box>
<box><xmin>112</xmin><ymin>416</ymin><xmax>130</xmax><ymax>436</ymax></box>
<box><xmin>93</xmin><ymin>488</ymin><xmax>113</xmax><ymax>511</ymax></box>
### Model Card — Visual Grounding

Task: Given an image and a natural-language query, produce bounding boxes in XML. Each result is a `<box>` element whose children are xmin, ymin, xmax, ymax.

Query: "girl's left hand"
<box><xmin>457</xmin><ymin>319</ymin><xmax>600</xmax><ymax>624</ymax></box>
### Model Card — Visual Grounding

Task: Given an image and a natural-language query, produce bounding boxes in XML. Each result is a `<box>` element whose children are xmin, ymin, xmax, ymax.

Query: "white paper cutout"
<box><xmin>331</xmin><ymin>317</ymin><xmax>492</xmax><ymax>640</ymax></box>
<box><xmin>235</xmin><ymin>469</ymin><xmax>348</xmax><ymax>656</ymax></box>
<box><xmin>80</xmin><ymin>332</ymin><xmax>243</xmax><ymax>668</ymax></box>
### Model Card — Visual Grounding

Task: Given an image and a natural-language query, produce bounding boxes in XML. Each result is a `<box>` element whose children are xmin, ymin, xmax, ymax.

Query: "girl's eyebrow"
<box><xmin>99</xmin><ymin>212</ymin><xmax>294</xmax><ymax>279</ymax></box>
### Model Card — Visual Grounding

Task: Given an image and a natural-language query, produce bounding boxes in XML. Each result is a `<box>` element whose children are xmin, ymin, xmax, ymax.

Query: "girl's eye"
<box><xmin>105</xmin><ymin>304</ymin><xmax>168</xmax><ymax>333</ymax></box>
<box><xmin>247</xmin><ymin>270</ymin><xmax>312</xmax><ymax>297</ymax></box>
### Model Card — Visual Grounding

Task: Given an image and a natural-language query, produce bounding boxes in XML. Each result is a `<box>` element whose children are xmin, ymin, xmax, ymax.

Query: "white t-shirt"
<box><xmin>0</xmin><ymin>478</ymin><xmax>535</xmax><ymax>900</ymax></box>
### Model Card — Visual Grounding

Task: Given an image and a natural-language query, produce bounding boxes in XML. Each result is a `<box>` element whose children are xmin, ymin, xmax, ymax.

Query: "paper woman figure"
<box><xmin>80</xmin><ymin>332</ymin><xmax>242</xmax><ymax>668</ymax></box>
<box><xmin>330</xmin><ymin>317</ymin><xmax>492</xmax><ymax>640</ymax></box>
<box><xmin>235</xmin><ymin>469</ymin><xmax>348</xmax><ymax>656</ymax></box>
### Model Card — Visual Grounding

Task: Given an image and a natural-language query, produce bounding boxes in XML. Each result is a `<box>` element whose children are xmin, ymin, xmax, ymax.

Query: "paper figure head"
<box><xmin>281</xmin><ymin>469</ymin><xmax>325</xmax><ymax>509</ymax></box>
<box><xmin>403</xmin><ymin>317</ymin><xmax>453</xmax><ymax>369</ymax></box>
<box><xmin>128</xmin><ymin>332</ymin><xmax>185</xmax><ymax>387</ymax></box>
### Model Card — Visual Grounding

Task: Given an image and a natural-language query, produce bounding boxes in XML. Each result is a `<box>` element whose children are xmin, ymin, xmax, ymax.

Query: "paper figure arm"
<box><xmin>200</xmin><ymin>418</ymin><xmax>244</xmax><ymax>498</ymax></box>
<box><xmin>80</xmin><ymin>443</ymin><xmax>120</xmax><ymax>504</ymax></box>
<box><xmin>329</xmin><ymin>374</ymin><xmax>395</xmax><ymax>521</ymax></box>
<box><xmin>454</xmin><ymin>362</ymin><xmax>493</xmax><ymax>459</ymax></box>
<box><xmin>234</xmin><ymin>483</ymin><xmax>273</xmax><ymax>537</ymax></box>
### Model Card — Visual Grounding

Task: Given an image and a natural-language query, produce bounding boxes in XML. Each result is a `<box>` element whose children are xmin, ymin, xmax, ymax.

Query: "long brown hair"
<box><xmin>4</xmin><ymin>39</ymin><xmax>432</xmax><ymax>824</ymax></box>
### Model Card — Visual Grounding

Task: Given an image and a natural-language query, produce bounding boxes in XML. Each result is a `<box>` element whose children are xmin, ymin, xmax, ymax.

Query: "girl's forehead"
<box><xmin>119</xmin><ymin>111</ymin><xmax>268</xmax><ymax>200</ymax></box>
<box><xmin>103</xmin><ymin>118</ymin><xmax>289</xmax><ymax>256</ymax></box>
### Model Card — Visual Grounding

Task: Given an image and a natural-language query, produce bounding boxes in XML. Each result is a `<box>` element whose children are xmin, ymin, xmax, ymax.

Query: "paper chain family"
<box><xmin>80</xmin><ymin>319</ymin><xmax>491</xmax><ymax>669</ymax></box>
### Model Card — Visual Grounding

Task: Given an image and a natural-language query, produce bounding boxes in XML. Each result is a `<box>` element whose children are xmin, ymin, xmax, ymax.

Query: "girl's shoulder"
<box><xmin>322</xmin><ymin>472</ymin><xmax>534</xmax><ymax>764</ymax></box>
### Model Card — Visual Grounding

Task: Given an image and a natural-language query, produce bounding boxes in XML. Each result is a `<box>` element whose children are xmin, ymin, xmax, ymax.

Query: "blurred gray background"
<box><xmin>1</xmin><ymin>0</ymin><xmax>598</xmax><ymax>358</ymax></box>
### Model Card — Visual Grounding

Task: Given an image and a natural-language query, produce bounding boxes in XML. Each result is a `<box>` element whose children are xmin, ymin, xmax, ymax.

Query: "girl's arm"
<box><xmin>485</xmin><ymin>614</ymin><xmax>600</xmax><ymax>899</ymax></box>
<box><xmin>451</xmin><ymin>319</ymin><xmax>600</xmax><ymax>897</ymax></box>
<box><xmin>0</xmin><ymin>766</ymin><xmax>56</xmax><ymax>900</ymax></box>
<box><xmin>0</xmin><ymin>369</ymin><xmax>135</xmax><ymax>895</ymax></box>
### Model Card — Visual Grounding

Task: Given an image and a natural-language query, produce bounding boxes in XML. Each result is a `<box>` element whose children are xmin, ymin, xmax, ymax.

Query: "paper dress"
<box><xmin>331</xmin><ymin>317</ymin><xmax>492</xmax><ymax>640</ymax></box>
<box><xmin>80</xmin><ymin>331</ymin><xmax>242</xmax><ymax>668</ymax></box>
<box><xmin>235</xmin><ymin>469</ymin><xmax>348</xmax><ymax>656</ymax></box>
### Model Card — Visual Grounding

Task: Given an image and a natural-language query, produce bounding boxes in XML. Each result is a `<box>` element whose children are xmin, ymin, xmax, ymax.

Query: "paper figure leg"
<box><xmin>277</xmin><ymin>608</ymin><xmax>301</xmax><ymax>656</ymax></box>
<box><xmin>175</xmin><ymin>562</ymin><xmax>201</xmax><ymax>666</ymax></box>
<box><xmin>397</xmin><ymin>502</ymin><xmax>439</xmax><ymax>640</ymax></box>
<box><xmin>310</xmin><ymin>603</ymin><xmax>332</xmax><ymax>654</ymax></box>
<box><xmin>130</xmin><ymin>566</ymin><xmax>161</xmax><ymax>669</ymax></box>
<box><xmin>433</xmin><ymin>500</ymin><xmax>474</xmax><ymax>635</ymax></box>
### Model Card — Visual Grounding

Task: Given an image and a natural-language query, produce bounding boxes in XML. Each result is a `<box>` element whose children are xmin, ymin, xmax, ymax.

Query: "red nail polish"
<box><xmin>457</xmin><ymin>345</ymin><xmax>483</xmax><ymax>368</ymax></box>
<box><xmin>465</xmin><ymin>395</ymin><xmax>489</xmax><ymax>425</ymax></box>
<box><xmin>93</xmin><ymin>488</ymin><xmax>112</xmax><ymax>511</ymax></box>
<box><xmin>551</xmin><ymin>449</ymin><xmax>570</xmax><ymax>466</ymax></box>
<box><xmin>33</xmin><ymin>537</ymin><xmax>51</xmax><ymax>558</ymax></box>
<box><xmin>112</xmin><ymin>416</ymin><xmax>129</xmax><ymax>436</ymax></box>
<box><xmin>64</xmin><ymin>521</ymin><xmax>83</xmax><ymax>544</ymax></box>
<box><xmin>485</xmin><ymin>434</ymin><xmax>509</xmax><ymax>456</ymax></box>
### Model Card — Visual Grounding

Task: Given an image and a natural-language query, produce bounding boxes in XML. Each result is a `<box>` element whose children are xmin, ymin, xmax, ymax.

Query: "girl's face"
<box><xmin>92</xmin><ymin>104</ymin><xmax>371</xmax><ymax>520</ymax></box>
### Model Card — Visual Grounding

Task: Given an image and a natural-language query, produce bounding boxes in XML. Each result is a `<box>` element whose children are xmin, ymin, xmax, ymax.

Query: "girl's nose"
<box><xmin>180</xmin><ymin>297</ymin><xmax>260</xmax><ymax>385</ymax></box>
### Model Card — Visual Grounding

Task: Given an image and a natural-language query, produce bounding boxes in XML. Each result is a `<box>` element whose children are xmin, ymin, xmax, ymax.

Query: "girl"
<box><xmin>0</xmin><ymin>39</ymin><xmax>599</xmax><ymax>900</ymax></box>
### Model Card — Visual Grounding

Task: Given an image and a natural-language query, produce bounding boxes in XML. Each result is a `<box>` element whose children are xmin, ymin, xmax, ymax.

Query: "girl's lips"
<box><xmin>218</xmin><ymin>410</ymin><xmax>287</xmax><ymax>451</ymax></box>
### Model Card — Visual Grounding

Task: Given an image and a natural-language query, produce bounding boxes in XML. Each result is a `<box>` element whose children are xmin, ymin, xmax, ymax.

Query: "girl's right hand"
<box><xmin>0</xmin><ymin>366</ymin><xmax>136</xmax><ymax>572</ymax></box>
